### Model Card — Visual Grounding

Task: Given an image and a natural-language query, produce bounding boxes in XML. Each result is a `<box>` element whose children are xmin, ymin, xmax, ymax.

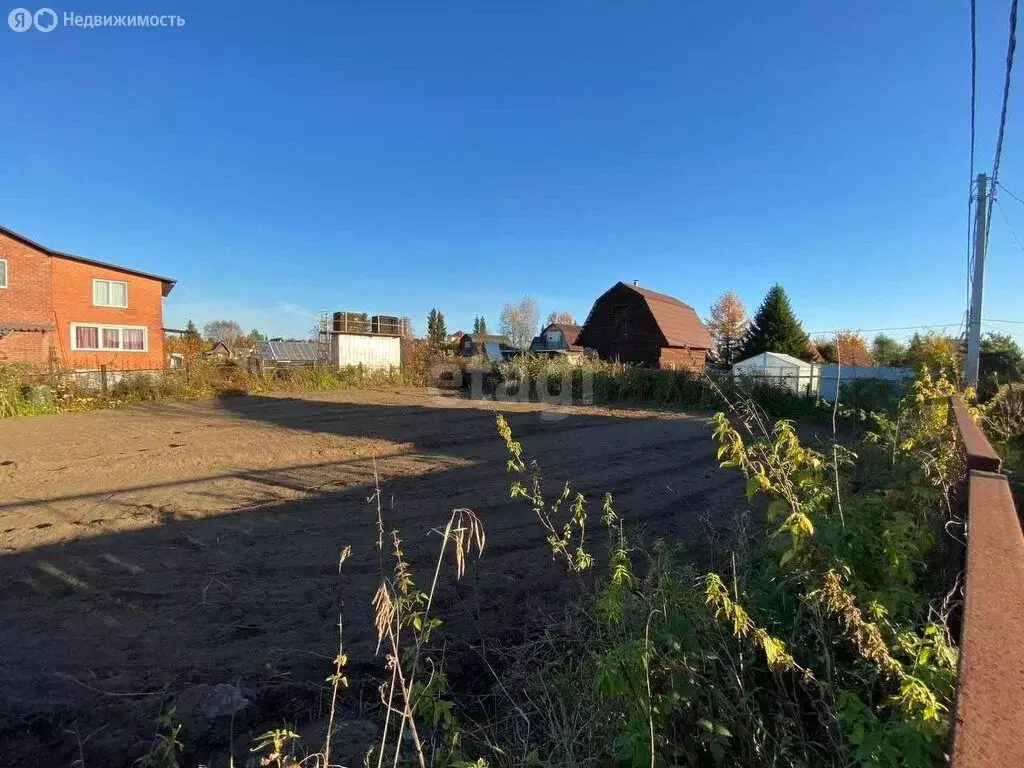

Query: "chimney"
<box><xmin>632</xmin><ymin>280</ymin><xmax>639</xmax><ymax>286</ymax></box>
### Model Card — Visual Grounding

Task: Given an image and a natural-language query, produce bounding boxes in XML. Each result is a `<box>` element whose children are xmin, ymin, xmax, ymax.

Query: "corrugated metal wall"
<box><xmin>816</xmin><ymin>365</ymin><xmax>914</xmax><ymax>402</ymax></box>
<box><xmin>331</xmin><ymin>334</ymin><xmax>401</xmax><ymax>370</ymax></box>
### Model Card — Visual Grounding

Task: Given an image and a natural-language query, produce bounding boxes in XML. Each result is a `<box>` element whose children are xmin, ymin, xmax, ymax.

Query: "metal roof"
<box><xmin>624</xmin><ymin>283</ymin><xmax>715</xmax><ymax>349</ymax></box>
<box><xmin>258</xmin><ymin>340</ymin><xmax>320</xmax><ymax>363</ymax></box>
<box><xmin>482</xmin><ymin>342</ymin><xmax>504</xmax><ymax>359</ymax></box>
<box><xmin>0</xmin><ymin>224</ymin><xmax>177</xmax><ymax>296</ymax></box>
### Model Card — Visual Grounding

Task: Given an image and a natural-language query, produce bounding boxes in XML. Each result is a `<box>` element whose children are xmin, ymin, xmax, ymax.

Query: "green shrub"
<box><xmin>485</xmin><ymin>368</ymin><xmax>963</xmax><ymax>767</ymax></box>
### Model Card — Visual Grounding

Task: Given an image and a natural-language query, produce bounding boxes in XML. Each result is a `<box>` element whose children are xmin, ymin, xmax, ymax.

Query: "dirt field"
<box><xmin>0</xmin><ymin>388</ymin><xmax>747</xmax><ymax>766</ymax></box>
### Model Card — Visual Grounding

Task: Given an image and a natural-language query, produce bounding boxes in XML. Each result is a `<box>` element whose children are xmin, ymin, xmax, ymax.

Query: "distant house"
<box><xmin>203</xmin><ymin>340</ymin><xmax>234</xmax><ymax>361</ymax></box>
<box><xmin>530</xmin><ymin>323</ymin><xmax>587</xmax><ymax>359</ymax></box>
<box><xmin>459</xmin><ymin>333</ymin><xmax>516</xmax><ymax>360</ymax></box>
<box><xmin>257</xmin><ymin>339</ymin><xmax>320</xmax><ymax>365</ymax></box>
<box><xmin>577</xmin><ymin>282</ymin><xmax>714</xmax><ymax>371</ymax></box>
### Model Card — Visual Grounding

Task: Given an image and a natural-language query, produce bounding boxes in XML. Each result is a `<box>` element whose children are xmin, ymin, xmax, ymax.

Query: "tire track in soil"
<box><xmin>0</xmin><ymin>390</ymin><xmax>745</xmax><ymax>768</ymax></box>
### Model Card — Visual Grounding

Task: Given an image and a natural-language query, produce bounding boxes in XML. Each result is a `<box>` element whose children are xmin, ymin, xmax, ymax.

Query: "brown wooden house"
<box><xmin>577</xmin><ymin>282</ymin><xmax>714</xmax><ymax>371</ymax></box>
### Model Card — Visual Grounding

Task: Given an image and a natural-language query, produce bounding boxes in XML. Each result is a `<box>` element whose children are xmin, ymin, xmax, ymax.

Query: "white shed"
<box><xmin>331</xmin><ymin>333</ymin><xmax>401</xmax><ymax>370</ymax></box>
<box><xmin>731</xmin><ymin>352</ymin><xmax>818</xmax><ymax>395</ymax></box>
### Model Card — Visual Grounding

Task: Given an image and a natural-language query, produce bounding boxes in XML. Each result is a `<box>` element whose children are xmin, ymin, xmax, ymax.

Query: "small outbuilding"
<box><xmin>731</xmin><ymin>351</ymin><xmax>818</xmax><ymax>395</ymax></box>
<box><xmin>530</xmin><ymin>323</ymin><xmax>587</xmax><ymax>359</ymax></box>
<box><xmin>576</xmin><ymin>282</ymin><xmax>713</xmax><ymax>371</ymax></box>
<box><xmin>459</xmin><ymin>334</ymin><xmax>516</xmax><ymax>359</ymax></box>
<box><xmin>203</xmin><ymin>340</ymin><xmax>235</xmax><ymax>361</ymax></box>
<box><xmin>258</xmin><ymin>339</ymin><xmax>320</xmax><ymax>365</ymax></box>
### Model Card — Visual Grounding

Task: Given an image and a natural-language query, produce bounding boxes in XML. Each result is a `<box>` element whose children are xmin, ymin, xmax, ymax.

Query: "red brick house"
<box><xmin>577</xmin><ymin>282</ymin><xmax>714</xmax><ymax>371</ymax></box>
<box><xmin>0</xmin><ymin>225</ymin><xmax>176</xmax><ymax>370</ymax></box>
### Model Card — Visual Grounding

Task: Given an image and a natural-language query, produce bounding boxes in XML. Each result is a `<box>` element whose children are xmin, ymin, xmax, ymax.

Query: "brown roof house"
<box><xmin>577</xmin><ymin>282</ymin><xmax>714</xmax><ymax>371</ymax></box>
<box><xmin>530</xmin><ymin>323</ymin><xmax>587</xmax><ymax>359</ymax></box>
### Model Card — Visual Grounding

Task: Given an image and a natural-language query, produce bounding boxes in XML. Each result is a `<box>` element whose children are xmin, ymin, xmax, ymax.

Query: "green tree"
<box><xmin>427</xmin><ymin>308</ymin><xmax>448</xmax><ymax>346</ymax></box>
<box><xmin>904</xmin><ymin>332</ymin><xmax>960</xmax><ymax>373</ymax></box>
<box><xmin>980</xmin><ymin>331</ymin><xmax>1024</xmax><ymax>384</ymax></box>
<box><xmin>478</xmin><ymin>316</ymin><xmax>487</xmax><ymax>335</ymax></box>
<box><xmin>872</xmin><ymin>334</ymin><xmax>906</xmax><ymax>367</ymax></box>
<box><xmin>739</xmin><ymin>284</ymin><xmax>810</xmax><ymax>360</ymax></box>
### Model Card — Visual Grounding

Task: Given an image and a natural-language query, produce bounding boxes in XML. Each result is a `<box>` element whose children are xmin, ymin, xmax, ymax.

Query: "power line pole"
<box><xmin>966</xmin><ymin>172</ymin><xmax>988</xmax><ymax>387</ymax></box>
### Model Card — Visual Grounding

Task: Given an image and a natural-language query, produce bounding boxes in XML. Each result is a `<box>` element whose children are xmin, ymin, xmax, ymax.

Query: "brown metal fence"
<box><xmin>948</xmin><ymin>397</ymin><xmax>1024</xmax><ymax>768</ymax></box>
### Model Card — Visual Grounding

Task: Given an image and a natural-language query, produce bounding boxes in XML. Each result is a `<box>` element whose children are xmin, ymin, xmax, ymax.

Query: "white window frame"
<box><xmin>92</xmin><ymin>278</ymin><xmax>129</xmax><ymax>308</ymax></box>
<box><xmin>0</xmin><ymin>258</ymin><xmax>7</xmax><ymax>289</ymax></box>
<box><xmin>70</xmin><ymin>323</ymin><xmax>149</xmax><ymax>353</ymax></box>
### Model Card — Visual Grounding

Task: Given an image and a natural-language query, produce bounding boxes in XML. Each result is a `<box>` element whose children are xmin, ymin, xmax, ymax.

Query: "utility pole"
<box><xmin>966</xmin><ymin>173</ymin><xmax>988</xmax><ymax>387</ymax></box>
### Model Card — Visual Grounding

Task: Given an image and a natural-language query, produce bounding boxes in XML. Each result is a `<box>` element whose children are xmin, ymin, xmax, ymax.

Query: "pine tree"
<box><xmin>427</xmin><ymin>308</ymin><xmax>447</xmax><ymax>346</ymax></box>
<box><xmin>478</xmin><ymin>316</ymin><xmax>487</xmax><ymax>335</ymax></box>
<box><xmin>472</xmin><ymin>316</ymin><xmax>482</xmax><ymax>335</ymax></box>
<box><xmin>739</xmin><ymin>285</ymin><xmax>810</xmax><ymax>360</ymax></box>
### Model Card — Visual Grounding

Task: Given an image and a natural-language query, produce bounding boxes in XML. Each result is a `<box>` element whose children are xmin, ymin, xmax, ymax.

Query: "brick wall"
<box><xmin>0</xmin><ymin>231</ymin><xmax>55</xmax><ymax>366</ymax></box>
<box><xmin>51</xmin><ymin>257</ymin><xmax>166</xmax><ymax>370</ymax></box>
<box><xmin>658</xmin><ymin>346</ymin><xmax>707</xmax><ymax>372</ymax></box>
<box><xmin>0</xmin><ymin>330</ymin><xmax>52</xmax><ymax>367</ymax></box>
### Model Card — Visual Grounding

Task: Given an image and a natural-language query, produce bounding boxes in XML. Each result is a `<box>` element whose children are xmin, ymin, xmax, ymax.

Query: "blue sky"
<box><xmin>2</xmin><ymin>1</ymin><xmax>1022</xmax><ymax>344</ymax></box>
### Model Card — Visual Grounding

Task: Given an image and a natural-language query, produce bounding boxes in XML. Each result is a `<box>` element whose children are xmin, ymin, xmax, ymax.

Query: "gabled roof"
<box><xmin>584</xmin><ymin>282</ymin><xmax>714</xmax><ymax>349</ymax></box>
<box><xmin>0</xmin><ymin>224</ymin><xmax>177</xmax><ymax>296</ymax></box>
<box><xmin>552</xmin><ymin>323</ymin><xmax>582</xmax><ymax>347</ymax></box>
<box><xmin>624</xmin><ymin>284</ymin><xmax>714</xmax><ymax>348</ymax></box>
<box><xmin>537</xmin><ymin>322</ymin><xmax>584</xmax><ymax>352</ymax></box>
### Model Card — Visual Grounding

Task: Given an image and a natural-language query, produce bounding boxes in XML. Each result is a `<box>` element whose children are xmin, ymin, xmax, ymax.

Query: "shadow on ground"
<box><xmin>0</xmin><ymin>392</ymin><xmax>743</xmax><ymax>767</ymax></box>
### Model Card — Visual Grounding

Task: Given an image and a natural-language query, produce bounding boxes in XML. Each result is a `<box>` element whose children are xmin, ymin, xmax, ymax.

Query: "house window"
<box><xmin>71</xmin><ymin>324</ymin><xmax>148</xmax><ymax>352</ymax></box>
<box><xmin>0</xmin><ymin>259</ymin><xmax>7</xmax><ymax>288</ymax></box>
<box><xmin>93</xmin><ymin>279</ymin><xmax>128</xmax><ymax>308</ymax></box>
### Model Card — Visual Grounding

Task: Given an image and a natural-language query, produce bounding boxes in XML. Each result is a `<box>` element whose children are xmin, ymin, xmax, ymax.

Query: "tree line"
<box><xmin>706</xmin><ymin>286</ymin><xmax>1023</xmax><ymax>384</ymax></box>
<box><xmin>423</xmin><ymin>300</ymin><xmax>576</xmax><ymax>348</ymax></box>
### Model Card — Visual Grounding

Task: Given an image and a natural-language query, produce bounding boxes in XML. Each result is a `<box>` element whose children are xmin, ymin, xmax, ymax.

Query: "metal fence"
<box><xmin>816</xmin><ymin>365</ymin><xmax>914</xmax><ymax>403</ymax></box>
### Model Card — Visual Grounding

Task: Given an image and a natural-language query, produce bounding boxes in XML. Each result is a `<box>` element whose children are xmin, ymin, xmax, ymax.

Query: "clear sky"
<box><xmin>2</xmin><ymin>1</ymin><xmax>1022</xmax><ymax>344</ymax></box>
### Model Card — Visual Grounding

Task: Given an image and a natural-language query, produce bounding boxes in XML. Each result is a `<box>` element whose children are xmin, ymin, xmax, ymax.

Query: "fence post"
<box><xmin>100</xmin><ymin>365</ymin><xmax>108</xmax><ymax>395</ymax></box>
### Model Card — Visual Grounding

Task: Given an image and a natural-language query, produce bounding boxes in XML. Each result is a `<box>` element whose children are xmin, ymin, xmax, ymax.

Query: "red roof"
<box><xmin>550</xmin><ymin>323</ymin><xmax>583</xmax><ymax>350</ymax></box>
<box><xmin>624</xmin><ymin>283</ymin><xmax>714</xmax><ymax>349</ymax></box>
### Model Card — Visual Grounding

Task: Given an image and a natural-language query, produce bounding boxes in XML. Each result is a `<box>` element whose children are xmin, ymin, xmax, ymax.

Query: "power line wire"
<box><xmin>994</xmin><ymin>196</ymin><xmax>1024</xmax><ymax>253</ymax></box>
<box><xmin>971</xmin><ymin>0</ymin><xmax>978</xmax><ymax>184</ymax></box>
<box><xmin>805</xmin><ymin>323</ymin><xmax>963</xmax><ymax>336</ymax></box>
<box><xmin>984</xmin><ymin>317</ymin><xmax>1024</xmax><ymax>324</ymax></box>
<box><xmin>996</xmin><ymin>180</ymin><xmax>1024</xmax><ymax>206</ymax></box>
<box><xmin>968</xmin><ymin>0</ymin><xmax>979</xmax><ymax>305</ymax></box>
<box><xmin>989</xmin><ymin>0</ymin><xmax>1020</xmax><ymax>231</ymax></box>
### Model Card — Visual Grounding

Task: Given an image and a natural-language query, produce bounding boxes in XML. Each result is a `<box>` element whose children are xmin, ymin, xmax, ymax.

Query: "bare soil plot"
<box><xmin>0</xmin><ymin>389</ymin><xmax>745</xmax><ymax>766</ymax></box>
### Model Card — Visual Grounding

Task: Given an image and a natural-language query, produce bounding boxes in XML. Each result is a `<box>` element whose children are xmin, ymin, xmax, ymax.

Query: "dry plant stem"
<box><xmin>387</xmin><ymin>612</ymin><xmax>427</xmax><ymax>768</ymax></box>
<box><xmin>644</xmin><ymin>609</ymin><xmax>660</xmax><ymax>768</ymax></box>
<box><xmin>376</xmin><ymin>659</ymin><xmax>400</xmax><ymax>768</ymax></box>
<box><xmin>832</xmin><ymin>342</ymin><xmax>845</xmax><ymax>528</ymax></box>
<box><xmin>323</xmin><ymin>615</ymin><xmax>345</xmax><ymax>768</ymax></box>
<box><xmin>391</xmin><ymin>510</ymin><xmax>482</xmax><ymax>768</ymax></box>
<box><xmin>372</xmin><ymin>456</ymin><xmax>385</xmax><ymax>557</ymax></box>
